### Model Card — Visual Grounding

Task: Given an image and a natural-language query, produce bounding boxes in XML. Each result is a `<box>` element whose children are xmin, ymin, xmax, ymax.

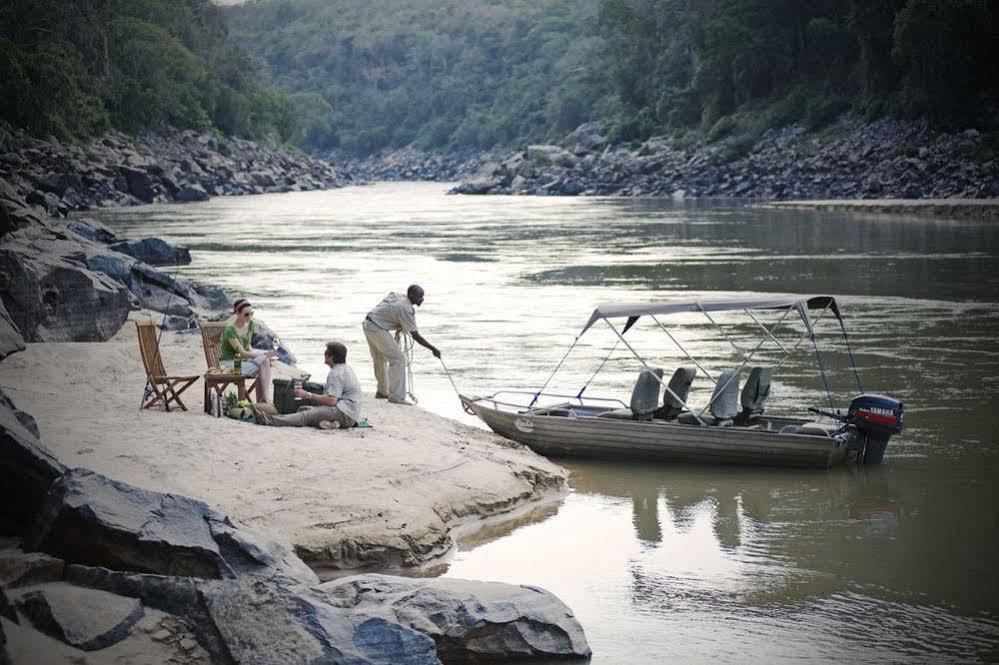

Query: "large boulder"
<box><xmin>0</xmin><ymin>546</ymin><xmax>64</xmax><ymax>588</ymax></box>
<box><xmin>0</xmin><ymin>242</ymin><xmax>131</xmax><ymax>342</ymax></box>
<box><xmin>252</xmin><ymin>318</ymin><xmax>297</xmax><ymax>366</ymax></box>
<box><xmin>15</xmin><ymin>583</ymin><xmax>143</xmax><ymax>651</ymax></box>
<box><xmin>26</xmin><ymin>469</ymin><xmax>318</xmax><ymax>584</ymax></box>
<box><xmin>26</xmin><ymin>469</ymin><xmax>232</xmax><ymax>578</ymax></box>
<box><xmin>110</xmin><ymin>237</ymin><xmax>191</xmax><ymax>267</ymax></box>
<box><xmin>176</xmin><ymin>184</ymin><xmax>210</xmax><ymax>203</ymax></box>
<box><xmin>119</xmin><ymin>166</ymin><xmax>158</xmax><ymax>203</ymax></box>
<box><xmin>0</xmin><ymin>392</ymin><xmax>65</xmax><ymax>535</ymax></box>
<box><xmin>318</xmin><ymin>574</ymin><xmax>592</xmax><ymax>662</ymax></box>
<box><xmin>562</xmin><ymin>121</ymin><xmax>607</xmax><ymax>155</ymax></box>
<box><xmin>196</xmin><ymin>576</ymin><xmax>440</xmax><ymax>665</ymax></box>
<box><xmin>0</xmin><ymin>300</ymin><xmax>24</xmax><ymax>361</ymax></box>
<box><xmin>66</xmin><ymin>218</ymin><xmax>119</xmax><ymax>244</ymax></box>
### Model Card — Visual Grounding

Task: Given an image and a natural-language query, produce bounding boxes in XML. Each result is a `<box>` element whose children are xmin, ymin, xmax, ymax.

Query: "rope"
<box><xmin>396</xmin><ymin>330</ymin><xmax>419</xmax><ymax>404</ymax></box>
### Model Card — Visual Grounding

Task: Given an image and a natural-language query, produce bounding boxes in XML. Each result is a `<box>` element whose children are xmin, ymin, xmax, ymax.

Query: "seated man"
<box><xmin>252</xmin><ymin>341</ymin><xmax>362</xmax><ymax>429</ymax></box>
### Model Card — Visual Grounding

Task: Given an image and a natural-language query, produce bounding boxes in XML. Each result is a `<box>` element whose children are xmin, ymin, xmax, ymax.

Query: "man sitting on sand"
<box><xmin>252</xmin><ymin>341</ymin><xmax>362</xmax><ymax>430</ymax></box>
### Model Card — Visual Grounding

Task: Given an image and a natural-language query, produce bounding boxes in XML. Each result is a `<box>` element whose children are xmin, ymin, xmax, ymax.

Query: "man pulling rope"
<box><xmin>362</xmin><ymin>284</ymin><xmax>441</xmax><ymax>406</ymax></box>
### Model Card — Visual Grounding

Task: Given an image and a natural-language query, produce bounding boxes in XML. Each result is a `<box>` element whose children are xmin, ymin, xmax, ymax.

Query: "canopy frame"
<box><xmin>528</xmin><ymin>295</ymin><xmax>862</xmax><ymax>419</ymax></box>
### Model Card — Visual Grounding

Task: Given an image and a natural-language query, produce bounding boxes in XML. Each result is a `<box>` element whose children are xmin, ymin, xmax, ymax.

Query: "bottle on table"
<box><xmin>234</xmin><ymin>356</ymin><xmax>242</xmax><ymax>375</ymax></box>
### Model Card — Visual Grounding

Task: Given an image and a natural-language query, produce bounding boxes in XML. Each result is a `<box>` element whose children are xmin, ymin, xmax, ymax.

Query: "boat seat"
<box><xmin>734</xmin><ymin>367</ymin><xmax>772</xmax><ymax>426</ymax></box>
<box><xmin>653</xmin><ymin>367</ymin><xmax>696</xmax><ymax>421</ymax></box>
<box><xmin>780</xmin><ymin>421</ymin><xmax>838</xmax><ymax>437</ymax></box>
<box><xmin>597</xmin><ymin>368</ymin><xmax>663</xmax><ymax>421</ymax></box>
<box><xmin>677</xmin><ymin>369</ymin><xmax>740</xmax><ymax>427</ymax></box>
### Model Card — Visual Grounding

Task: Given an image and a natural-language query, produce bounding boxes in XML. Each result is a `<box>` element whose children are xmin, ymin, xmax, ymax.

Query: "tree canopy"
<box><xmin>0</xmin><ymin>0</ymin><xmax>295</xmax><ymax>141</ymax></box>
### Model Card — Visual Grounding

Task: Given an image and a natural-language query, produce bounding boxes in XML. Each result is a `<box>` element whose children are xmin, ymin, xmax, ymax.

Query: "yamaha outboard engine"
<box><xmin>845</xmin><ymin>394</ymin><xmax>904</xmax><ymax>464</ymax></box>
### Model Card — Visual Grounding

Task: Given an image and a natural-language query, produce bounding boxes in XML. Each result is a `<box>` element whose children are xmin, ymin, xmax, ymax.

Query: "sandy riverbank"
<box><xmin>758</xmin><ymin>198</ymin><xmax>999</xmax><ymax>221</ymax></box>
<box><xmin>0</xmin><ymin>313</ymin><xmax>568</xmax><ymax>573</ymax></box>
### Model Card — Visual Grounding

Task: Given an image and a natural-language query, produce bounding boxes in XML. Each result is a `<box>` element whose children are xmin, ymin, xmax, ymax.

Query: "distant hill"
<box><xmin>224</xmin><ymin>0</ymin><xmax>614</xmax><ymax>154</ymax></box>
<box><xmin>227</xmin><ymin>0</ymin><xmax>998</xmax><ymax>157</ymax></box>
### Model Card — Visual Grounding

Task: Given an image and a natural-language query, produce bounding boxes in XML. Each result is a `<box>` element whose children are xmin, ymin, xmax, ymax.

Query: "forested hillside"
<box><xmin>0</xmin><ymin>0</ymin><xmax>294</xmax><ymax>141</ymax></box>
<box><xmin>228</xmin><ymin>0</ymin><xmax>997</xmax><ymax>155</ymax></box>
<box><xmin>225</xmin><ymin>0</ymin><xmax>614</xmax><ymax>154</ymax></box>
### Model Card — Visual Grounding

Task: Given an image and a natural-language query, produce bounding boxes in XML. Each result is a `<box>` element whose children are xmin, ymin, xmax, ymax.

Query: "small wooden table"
<box><xmin>203</xmin><ymin>373</ymin><xmax>255</xmax><ymax>414</ymax></box>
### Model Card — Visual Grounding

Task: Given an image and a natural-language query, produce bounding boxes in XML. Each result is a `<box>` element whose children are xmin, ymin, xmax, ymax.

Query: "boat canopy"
<box><xmin>581</xmin><ymin>295</ymin><xmax>842</xmax><ymax>335</ymax></box>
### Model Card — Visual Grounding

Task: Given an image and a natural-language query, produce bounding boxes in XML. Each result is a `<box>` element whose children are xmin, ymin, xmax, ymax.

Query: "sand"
<box><xmin>0</xmin><ymin>313</ymin><xmax>568</xmax><ymax>573</ymax></box>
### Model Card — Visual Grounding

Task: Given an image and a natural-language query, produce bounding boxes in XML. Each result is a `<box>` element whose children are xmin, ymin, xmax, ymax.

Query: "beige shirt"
<box><xmin>325</xmin><ymin>363</ymin><xmax>362</xmax><ymax>422</ymax></box>
<box><xmin>366</xmin><ymin>292</ymin><xmax>418</xmax><ymax>333</ymax></box>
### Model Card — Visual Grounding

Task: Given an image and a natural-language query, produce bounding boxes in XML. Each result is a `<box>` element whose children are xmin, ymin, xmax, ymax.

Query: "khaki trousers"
<box><xmin>258</xmin><ymin>405</ymin><xmax>355</xmax><ymax>429</ymax></box>
<box><xmin>363</xmin><ymin>319</ymin><xmax>406</xmax><ymax>400</ymax></box>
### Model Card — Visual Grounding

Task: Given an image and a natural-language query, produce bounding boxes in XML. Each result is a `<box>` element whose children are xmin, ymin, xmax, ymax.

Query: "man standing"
<box><xmin>362</xmin><ymin>284</ymin><xmax>441</xmax><ymax>405</ymax></box>
<box><xmin>252</xmin><ymin>341</ymin><xmax>362</xmax><ymax>429</ymax></box>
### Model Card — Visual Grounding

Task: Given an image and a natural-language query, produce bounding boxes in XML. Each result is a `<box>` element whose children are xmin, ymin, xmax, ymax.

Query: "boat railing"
<box><xmin>481</xmin><ymin>390</ymin><xmax>627</xmax><ymax>413</ymax></box>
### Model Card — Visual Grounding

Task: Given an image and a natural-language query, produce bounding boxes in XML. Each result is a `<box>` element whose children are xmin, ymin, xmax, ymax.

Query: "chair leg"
<box><xmin>142</xmin><ymin>384</ymin><xmax>168</xmax><ymax>410</ymax></box>
<box><xmin>204</xmin><ymin>381</ymin><xmax>211</xmax><ymax>414</ymax></box>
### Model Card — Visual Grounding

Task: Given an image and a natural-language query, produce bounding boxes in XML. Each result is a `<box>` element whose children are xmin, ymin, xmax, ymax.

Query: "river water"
<box><xmin>89</xmin><ymin>182</ymin><xmax>999</xmax><ymax>663</ymax></box>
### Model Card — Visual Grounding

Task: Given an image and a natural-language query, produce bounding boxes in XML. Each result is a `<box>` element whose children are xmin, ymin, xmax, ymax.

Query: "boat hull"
<box><xmin>462</xmin><ymin>396</ymin><xmax>851</xmax><ymax>469</ymax></box>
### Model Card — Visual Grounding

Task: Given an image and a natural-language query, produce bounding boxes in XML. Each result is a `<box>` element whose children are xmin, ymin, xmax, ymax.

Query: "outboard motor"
<box><xmin>845</xmin><ymin>394</ymin><xmax>904</xmax><ymax>464</ymax></box>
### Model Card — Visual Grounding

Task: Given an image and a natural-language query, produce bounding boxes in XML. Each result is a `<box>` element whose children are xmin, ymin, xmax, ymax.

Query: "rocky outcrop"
<box><xmin>0</xmin><ymin>548</ymin><xmax>64</xmax><ymax>589</ymax></box>
<box><xmin>0</xmin><ymin>124</ymin><xmax>353</xmax><ymax>218</ymax></box>
<box><xmin>451</xmin><ymin>118</ymin><xmax>998</xmax><ymax>199</ymax></box>
<box><xmin>0</xmin><ymin>302</ymin><xmax>23</xmax><ymax>361</ymax></box>
<box><xmin>341</xmin><ymin>147</ymin><xmax>486</xmax><ymax>182</ymax></box>
<box><xmin>0</xmin><ymin>207</ymin><xmax>231</xmax><ymax>342</ymax></box>
<box><xmin>0</xmin><ymin>391</ymin><xmax>65</xmax><ymax>535</ymax></box>
<box><xmin>319</xmin><ymin>574</ymin><xmax>593</xmax><ymax>662</ymax></box>
<box><xmin>15</xmin><ymin>583</ymin><xmax>144</xmax><ymax>651</ymax></box>
<box><xmin>108</xmin><ymin>237</ymin><xmax>191</xmax><ymax>267</ymax></box>
<box><xmin>25</xmin><ymin>468</ymin><xmax>316</xmax><ymax>583</ymax></box>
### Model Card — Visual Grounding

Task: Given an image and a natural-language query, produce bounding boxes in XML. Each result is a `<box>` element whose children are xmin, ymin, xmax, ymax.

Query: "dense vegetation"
<box><xmin>228</xmin><ymin>0</ymin><xmax>997</xmax><ymax>154</ymax></box>
<box><xmin>0</xmin><ymin>0</ymin><xmax>295</xmax><ymax>141</ymax></box>
<box><xmin>225</xmin><ymin>0</ymin><xmax>614</xmax><ymax>154</ymax></box>
<box><xmin>598</xmin><ymin>0</ymin><xmax>999</xmax><ymax>142</ymax></box>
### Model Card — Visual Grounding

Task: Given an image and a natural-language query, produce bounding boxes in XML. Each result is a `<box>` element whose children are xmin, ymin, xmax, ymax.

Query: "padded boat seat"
<box><xmin>734</xmin><ymin>366</ymin><xmax>772</xmax><ymax>426</ymax></box>
<box><xmin>653</xmin><ymin>367</ymin><xmax>696</xmax><ymax>421</ymax></box>
<box><xmin>598</xmin><ymin>368</ymin><xmax>663</xmax><ymax>421</ymax></box>
<box><xmin>677</xmin><ymin>369</ymin><xmax>740</xmax><ymax>427</ymax></box>
<box><xmin>779</xmin><ymin>422</ymin><xmax>838</xmax><ymax>437</ymax></box>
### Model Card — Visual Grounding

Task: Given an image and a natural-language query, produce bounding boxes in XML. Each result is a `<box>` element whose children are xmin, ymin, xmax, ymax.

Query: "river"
<box><xmin>88</xmin><ymin>182</ymin><xmax>999</xmax><ymax>663</ymax></box>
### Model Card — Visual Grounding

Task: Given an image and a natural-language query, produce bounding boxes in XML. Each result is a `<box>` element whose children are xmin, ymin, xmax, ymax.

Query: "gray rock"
<box><xmin>26</xmin><ymin>469</ymin><xmax>231</xmax><ymax>578</ymax></box>
<box><xmin>562</xmin><ymin>121</ymin><xmax>606</xmax><ymax>155</ymax></box>
<box><xmin>0</xmin><ymin>300</ymin><xmax>24</xmax><ymax>361</ymax></box>
<box><xmin>64</xmin><ymin>565</ymin><xmax>229</xmax><ymax>662</ymax></box>
<box><xmin>16</xmin><ymin>583</ymin><xmax>144</xmax><ymax>651</ymax></box>
<box><xmin>197</xmin><ymin>576</ymin><xmax>440</xmax><ymax>665</ymax></box>
<box><xmin>0</xmin><ymin>548</ymin><xmax>64</xmax><ymax>588</ymax></box>
<box><xmin>27</xmin><ymin>468</ymin><xmax>319</xmax><ymax>585</ymax></box>
<box><xmin>159</xmin><ymin>314</ymin><xmax>194</xmax><ymax>331</ymax></box>
<box><xmin>318</xmin><ymin>574</ymin><xmax>592</xmax><ymax>662</ymax></box>
<box><xmin>188</xmin><ymin>282</ymin><xmax>230</xmax><ymax>313</ymax></box>
<box><xmin>252</xmin><ymin>318</ymin><xmax>297</xmax><ymax>366</ymax></box>
<box><xmin>110</xmin><ymin>237</ymin><xmax>191</xmax><ymax>266</ymax></box>
<box><xmin>66</xmin><ymin>218</ymin><xmax>118</xmax><ymax>244</ymax></box>
<box><xmin>119</xmin><ymin>166</ymin><xmax>158</xmax><ymax>203</ymax></box>
<box><xmin>0</xmin><ymin>391</ymin><xmax>66</xmax><ymax>534</ymax></box>
<box><xmin>176</xmin><ymin>184</ymin><xmax>210</xmax><ymax>202</ymax></box>
<box><xmin>0</xmin><ymin>242</ymin><xmax>131</xmax><ymax>342</ymax></box>
<box><xmin>0</xmin><ymin>587</ymin><xmax>16</xmax><ymax>623</ymax></box>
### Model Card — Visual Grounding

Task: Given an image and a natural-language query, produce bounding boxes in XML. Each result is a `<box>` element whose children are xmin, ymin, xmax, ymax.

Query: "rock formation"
<box><xmin>450</xmin><ymin>119</ymin><xmax>998</xmax><ymax>199</ymax></box>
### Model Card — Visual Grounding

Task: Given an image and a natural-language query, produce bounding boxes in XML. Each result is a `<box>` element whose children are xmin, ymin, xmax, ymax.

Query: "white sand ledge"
<box><xmin>0</xmin><ymin>316</ymin><xmax>568</xmax><ymax>571</ymax></box>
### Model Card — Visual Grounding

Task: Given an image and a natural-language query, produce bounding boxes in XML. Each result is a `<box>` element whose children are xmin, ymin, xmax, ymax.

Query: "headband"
<box><xmin>233</xmin><ymin>298</ymin><xmax>251</xmax><ymax>314</ymax></box>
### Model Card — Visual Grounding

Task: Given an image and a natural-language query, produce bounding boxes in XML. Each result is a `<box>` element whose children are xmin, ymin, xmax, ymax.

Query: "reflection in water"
<box><xmin>87</xmin><ymin>183</ymin><xmax>999</xmax><ymax>663</ymax></box>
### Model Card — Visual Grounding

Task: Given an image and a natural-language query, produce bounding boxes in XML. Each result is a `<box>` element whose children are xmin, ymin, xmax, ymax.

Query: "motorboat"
<box><xmin>460</xmin><ymin>296</ymin><xmax>903</xmax><ymax>468</ymax></box>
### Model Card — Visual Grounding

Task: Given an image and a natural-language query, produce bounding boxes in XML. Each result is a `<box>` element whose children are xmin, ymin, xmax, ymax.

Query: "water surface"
<box><xmin>89</xmin><ymin>183</ymin><xmax>999</xmax><ymax>663</ymax></box>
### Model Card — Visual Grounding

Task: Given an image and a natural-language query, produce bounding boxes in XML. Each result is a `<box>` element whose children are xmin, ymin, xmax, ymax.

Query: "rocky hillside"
<box><xmin>0</xmin><ymin>123</ymin><xmax>352</xmax><ymax>219</ymax></box>
<box><xmin>451</xmin><ymin>119</ymin><xmax>999</xmax><ymax>199</ymax></box>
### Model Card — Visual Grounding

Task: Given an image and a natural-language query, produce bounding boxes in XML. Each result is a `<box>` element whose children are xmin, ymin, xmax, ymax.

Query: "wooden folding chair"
<box><xmin>200</xmin><ymin>322</ymin><xmax>258</xmax><ymax>414</ymax></box>
<box><xmin>135</xmin><ymin>321</ymin><xmax>199</xmax><ymax>412</ymax></box>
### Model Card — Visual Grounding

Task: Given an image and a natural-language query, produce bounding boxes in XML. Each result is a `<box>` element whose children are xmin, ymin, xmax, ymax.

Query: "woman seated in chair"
<box><xmin>220</xmin><ymin>298</ymin><xmax>276</xmax><ymax>403</ymax></box>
